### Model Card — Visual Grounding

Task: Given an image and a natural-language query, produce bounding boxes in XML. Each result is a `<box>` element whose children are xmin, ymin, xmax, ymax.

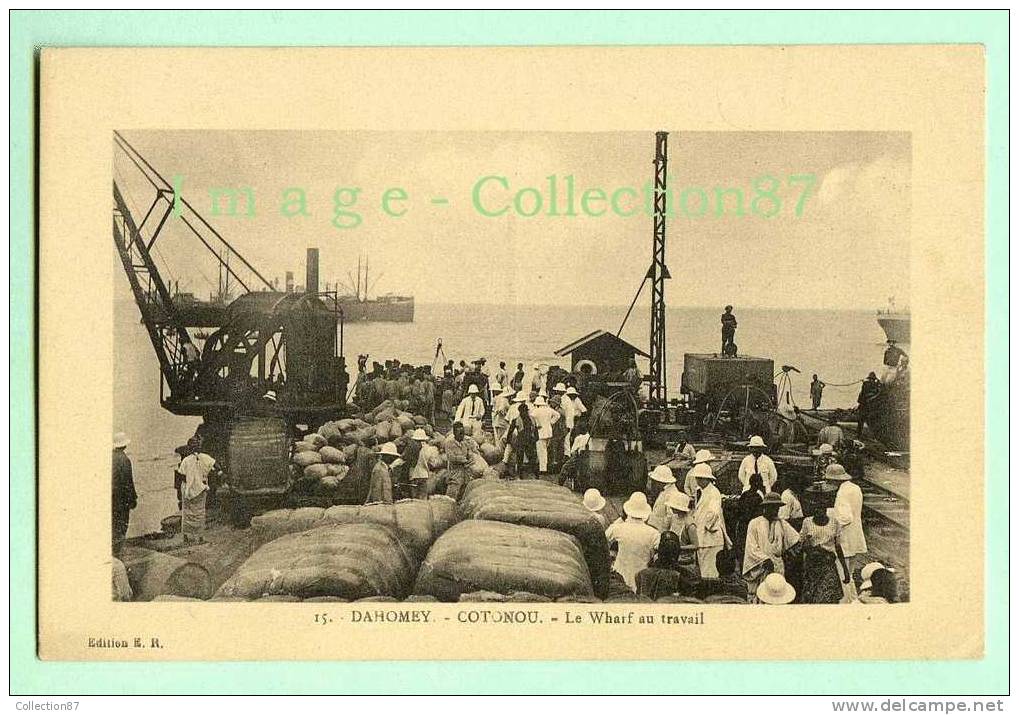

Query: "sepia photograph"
<box><xmin>110</xmin><ymin>128</ymin><xmax>911</xmax><ymax>608</ymax></box>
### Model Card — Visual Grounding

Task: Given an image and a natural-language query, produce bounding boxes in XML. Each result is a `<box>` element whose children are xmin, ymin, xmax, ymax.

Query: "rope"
<box><xmin>818</xmin><ymin>379</ymin><xmax>864</xmax><ymax>388</ymax></box>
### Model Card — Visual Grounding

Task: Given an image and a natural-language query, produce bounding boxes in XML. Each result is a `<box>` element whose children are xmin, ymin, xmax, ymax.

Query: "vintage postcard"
<box><xmin>37</xmin><ymin>45</ymin><xmax>984</xmax><ymax>661</ymax></box>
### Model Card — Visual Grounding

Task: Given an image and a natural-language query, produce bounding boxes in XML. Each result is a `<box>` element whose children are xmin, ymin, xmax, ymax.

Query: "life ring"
<box><xmin>575</xmin><ymin>359</ymin><xmax>598</xmax><ymax>376</ymax></box>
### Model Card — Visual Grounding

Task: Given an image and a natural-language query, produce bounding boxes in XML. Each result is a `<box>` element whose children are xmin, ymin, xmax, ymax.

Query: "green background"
<box><xmin>10</xmin><ymin>10</ymin><xmax>1009</xmax><ymax>695</ymax></box>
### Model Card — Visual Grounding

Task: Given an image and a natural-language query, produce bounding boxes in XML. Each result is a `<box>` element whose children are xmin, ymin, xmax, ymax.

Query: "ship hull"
<box><xmin>338</xmin><ymin>299</ymin><xmax>414</xmax><ymax>323</ymax></box>
<box><xmin>877</xmin><ymin>315</ymin><xmax>910</xmax><ymax>344</ymax></box>
<box><xmin>868</xmin><ymin>378</ymin><xmax>910</xmax><ymax>452</ymax></box>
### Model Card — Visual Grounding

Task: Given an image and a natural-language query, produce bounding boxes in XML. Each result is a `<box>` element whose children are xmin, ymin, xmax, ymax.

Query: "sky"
<box><xmin>114</xmin><ymin>130</ymin><xmax>910</xmax><ymax>310</ymax></box>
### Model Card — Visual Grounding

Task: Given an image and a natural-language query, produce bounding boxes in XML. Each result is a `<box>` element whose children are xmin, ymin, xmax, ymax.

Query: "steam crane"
<box><xmin>112</xmin><ymin>132</ymin><xmax>348</xmax><ymax>520</ymax></box>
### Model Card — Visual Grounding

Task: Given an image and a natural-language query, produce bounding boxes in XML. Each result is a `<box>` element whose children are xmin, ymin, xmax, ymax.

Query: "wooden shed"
<box><xmin>554</xmin><ymin>330</ymin><xmax>649</xmax><ymax>377</ymax></box>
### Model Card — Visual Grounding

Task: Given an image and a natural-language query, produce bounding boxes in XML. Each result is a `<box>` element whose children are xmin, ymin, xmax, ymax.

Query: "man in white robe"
<box><xmin>742</xmin><ymin>492</ymin><xmax>801</xmax><ymax>601</ymax></box>
<box><xmin>825</xmin><ymin>463</ymin><xmax>867</xmax><ymax>568</ymax></box>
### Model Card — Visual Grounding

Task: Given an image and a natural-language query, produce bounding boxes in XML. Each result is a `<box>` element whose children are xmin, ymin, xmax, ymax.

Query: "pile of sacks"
<box><xmin>290</xmin><ymin>400</ymin><xmax>435</xmax><ymax>498</ymax></box>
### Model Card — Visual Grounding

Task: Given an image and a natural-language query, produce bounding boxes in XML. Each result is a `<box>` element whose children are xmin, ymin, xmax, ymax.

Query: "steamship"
<box><xmin>877</xmin><ymin>298</ymin><xmax>910</xmax><ymax>344</ymax></box>
<box><xmin>313</xmin><ymin>251</ymin><xmax>414</xmax><ymax>323</ymax></box>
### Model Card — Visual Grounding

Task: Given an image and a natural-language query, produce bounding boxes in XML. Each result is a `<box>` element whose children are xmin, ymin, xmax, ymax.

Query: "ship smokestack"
<box><xmin>306</xmin><ymin>247</ymin><xmax>319</xmax><ymax>294</ymax></box>
<box><xmin>285</xmin><ymin>271</ymin><xmax>294</xmax><ymax>293</ymax></box>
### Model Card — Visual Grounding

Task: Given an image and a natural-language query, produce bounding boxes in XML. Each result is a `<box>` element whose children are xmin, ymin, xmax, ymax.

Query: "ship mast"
<box><xmin>356</xmin><ymin>254</ymin><xmax>362</xmax><ymax>302</ymax></box>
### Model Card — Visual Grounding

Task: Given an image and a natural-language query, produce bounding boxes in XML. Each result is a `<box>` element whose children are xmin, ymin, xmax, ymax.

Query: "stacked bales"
<box><xmin>457</xmin><ymin>480</ymin><xmax>611</xmax><ymax>599</ymax></box>
<box><xmin>214</xmin><ymin>523</ymin><xmax>417</xmax><ymax>601</ymax></box>
<box><xmin>250</xmin><ymin>496</ymin><xmax>459</xmax><ymax>559</ymax></box>
<box><xmin>413</xmin><ymin>520</ymin><xmax>594</xmax><ymax>602</ymax></box>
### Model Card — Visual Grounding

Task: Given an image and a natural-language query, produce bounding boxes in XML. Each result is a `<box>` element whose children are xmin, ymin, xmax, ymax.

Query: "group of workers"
<box><xmin>586</xmin><ymin>433</ymin><xmax>896</xmax><ymax>604</ymax></box>
<box><xmin>111</xmin><ymin>429</ymin><xmax>222</xmax><ymax>556</ymax></box>
<box><xmin>352</xmin><ymin>357</ymin><xmax>438</xmax><ymax>422</ymax></box>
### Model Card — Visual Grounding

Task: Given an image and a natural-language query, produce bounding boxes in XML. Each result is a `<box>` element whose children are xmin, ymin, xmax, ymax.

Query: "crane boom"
<box><xmin>113</xmin><ymin>182</ymin><xmax>191</xmax><ymax>398</ymax></box>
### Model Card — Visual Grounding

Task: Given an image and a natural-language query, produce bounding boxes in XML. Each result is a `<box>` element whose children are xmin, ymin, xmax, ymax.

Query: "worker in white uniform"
<box><xmin>530</xmin><ymin>365</ymin><xmax>545</xmax><ymax>394</ymax></box>
<box><xmin>567</xmin><ymin>386</ymin><xmax>587</xmax><ymax>418</ymax></box>
<box><xmin>738</xmin><ymin>435</ymin><xmax>778</xmax><ymax>493</ymax></box>
<box><xmin>501</xmin><ymin>393</ymin><xmax>527</xmax><ymax>466</ymax></box>
<box><xmin>490</xmin><ymin>385</ymin><xmax>514</xmax><ymax>452</ymax></box>
<box><xmin>552</xmin><ymin>382</ymin><xmax>574</xmax><ymax>453</ymax></box>
<box><xmin>683</xmin><ymin>449</ymin><xmax>715</xmax><ymax>497</ymax></box>
<box><xmin>454</xmin><ymin>383</ymin><xmax>486</xmax><ymax>437</ymax></box>
<box><xmin>530</xmin><ymin>395</ymin><xmax>560</xmax><ymax>474</ymax></box>
<box><xmin>689</xmin><ymin>463</ymin><xmax>732</xmax><ymax>578</ymax></box>
<box><xmin>605</xmin><ymin>492</ymin><xmax>661</xmax><ymax>590</ymax></box>
<box><xmin>825</xmin><ymin>463</ymin><xmax>868</xmax><ymax>569</ymax></box>
<box><xmin>647</xmin><ymin>464</ymin><xmax>681</xmax><ymax>531</ymax></box>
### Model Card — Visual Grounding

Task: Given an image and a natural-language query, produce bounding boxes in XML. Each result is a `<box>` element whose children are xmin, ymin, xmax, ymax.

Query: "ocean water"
<box><xmin>114</xmin><ymin>299</ymin><xmax>887</xmax><ymax>536</ymax></box>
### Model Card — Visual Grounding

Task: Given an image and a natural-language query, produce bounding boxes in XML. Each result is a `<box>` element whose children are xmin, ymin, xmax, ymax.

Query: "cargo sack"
<box><xmin>457</xmin><ymin>479</ymin><xmax>611</xmax><ymax>599</ymax></box>
<box><xmin>250</xmin><ymin>496</ymin><xmax>458</xmax><ymax>559</ymax></box>
<box><xmin>319</xmin><ymin>446</ymin><xmax>346</xmax><ymax>464</ymax></box>
<box><xmin>480</xmin><ymin>443</ymin><xmax>502</xmax><ymax>465</ymax></box>
<box><xmin>317</xmin><ymin>424</ymin><xmax>342</xmax><ymax>444</ymax></box>
<box><xmin>414</xmin><ymin>520</ymin><xmax>594</xmax><ymax>602</ymax></box>
<box><xmin>303</xmin><ymin>463</ymin><xmax>330</xmax><ymax>480</ymax></box>
<box><xmin>306</xmin><ymin>433</ymin><xmax>328</xmax><ymax>449</ymax></box>
<box><xmin>468</xmin><ymin>453</ymin><xmax>489</xmax><ymax>477</ymax></box>
<box><xmin>215</xmin><ymin>523</ymin><xmax>417</xmax><ymax>601</ymax></box>
<box><xmin>293</xmin><ymin>450</ymin><xmax>323</xmax><ymax>468</ymax></box>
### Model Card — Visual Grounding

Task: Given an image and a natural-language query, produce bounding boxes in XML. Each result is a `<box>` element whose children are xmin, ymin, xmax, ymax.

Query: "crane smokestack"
<box><xmin>306</xmin><ymin>248</ymin><xmax>319</xmax><ymax>294</ymax></box>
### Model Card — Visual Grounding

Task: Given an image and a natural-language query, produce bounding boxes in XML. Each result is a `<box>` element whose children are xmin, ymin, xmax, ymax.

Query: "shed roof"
<box><xmin>554</xmin><ymin>329</ymin><xmax>650</xmax><ymax>358</ymax></box>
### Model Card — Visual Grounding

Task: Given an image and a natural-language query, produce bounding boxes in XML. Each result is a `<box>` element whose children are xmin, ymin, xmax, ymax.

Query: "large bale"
<box><xmin>252</xmin><ymin>506</ymin><xmax>326</xmax><ymax>539</ymax></box>
<box><xmin>458</xmin><ymin>480</ymin><xmax>611</xmax><ymax>599</ymax></box>
<box><xmin>414</xmin><ymin>521</ymin><xmax>594</xmax><ymax>602</ymax></box>
<box><xmin>119</xmin><ymin>546</ymin><xmax>193</xmax><ymax>602</ymax></box>
<box><xmin>250</xmin><ymin>497</ymin><xmax>458</xmax><ymax>558</ymax></box>
<box><xmin>215</xmin><ymin>523</ymin><xmax>417</xmax><ymax>601</ymax></box>
<box><xmin>112</xmin><ymin>558</ymin><xmax>133</xmax><ymax>601</ymax></box>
